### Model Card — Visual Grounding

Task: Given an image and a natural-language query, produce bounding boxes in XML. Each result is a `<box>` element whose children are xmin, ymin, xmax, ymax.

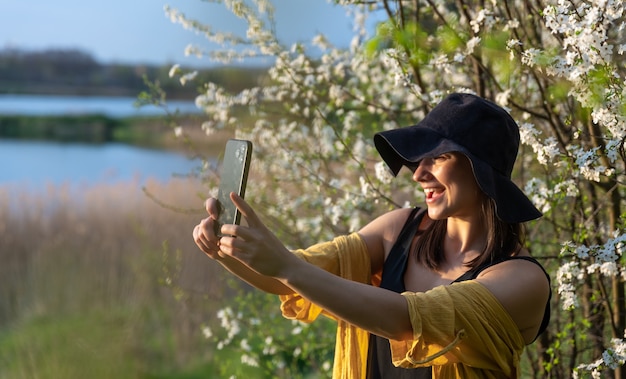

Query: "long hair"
<box><xmin>413</xmin><ymin>196</ymin><xmax>526</xmax><ymax>270</ymax></box>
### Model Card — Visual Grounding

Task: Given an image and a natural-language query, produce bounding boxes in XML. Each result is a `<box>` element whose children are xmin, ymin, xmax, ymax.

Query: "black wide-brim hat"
<box><xmin>374</xmin><ymin>92</ymin><xmax>542</xmax><ymax>223</ymax></box>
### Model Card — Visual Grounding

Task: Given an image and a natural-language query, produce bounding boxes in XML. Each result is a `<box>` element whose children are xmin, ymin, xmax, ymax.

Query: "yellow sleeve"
<box><xmin>278</xmin><ymin>232</ymin><xmax>372</xmax><ymax>379</ymax></box>
<box><xmin>389</xmin><ymin>281</ymin><xmax>525</xmax><ymax>378</ymax></box>
<box><xmin>278</xmin><ymin>232</ymin><xmax>372</xmax><ymax>322</ymax></box>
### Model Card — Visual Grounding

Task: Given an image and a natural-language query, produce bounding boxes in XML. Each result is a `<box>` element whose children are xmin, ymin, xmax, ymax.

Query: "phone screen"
<box><xmin>215</xmin><ymin>139</ymin><xmax>252</xmax><ymax>235</ymax></box>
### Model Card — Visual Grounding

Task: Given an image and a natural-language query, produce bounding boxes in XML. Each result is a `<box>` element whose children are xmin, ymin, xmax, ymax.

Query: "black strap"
<box><xmin>378</xmin><ymin>207</ymin><xmax>427</xmax><ymax>293</ymax></box>
<box><xmin>396</xmin><ymin>207</ymin><xmax>426</xmax><ymax>255</ymax></box>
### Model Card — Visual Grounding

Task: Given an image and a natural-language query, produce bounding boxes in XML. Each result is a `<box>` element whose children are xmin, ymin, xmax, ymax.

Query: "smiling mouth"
<box><xmin>424</xmin><ymin>188</ymin><xmax>443</xmax><ymax>200</ymax></box>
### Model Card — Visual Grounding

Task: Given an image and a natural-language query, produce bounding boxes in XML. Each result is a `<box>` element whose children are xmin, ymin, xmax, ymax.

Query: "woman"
<box><xmin>193</xmin><ymin>93</ymin><xmax>551</xmax><ymax>378</ymax></box>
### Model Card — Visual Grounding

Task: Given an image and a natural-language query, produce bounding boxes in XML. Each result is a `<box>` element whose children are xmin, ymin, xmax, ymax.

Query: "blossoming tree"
<box><xmin>164</xmin><ymin>0</ymin><xmax>626</xmax><ymax>377</ymax></box>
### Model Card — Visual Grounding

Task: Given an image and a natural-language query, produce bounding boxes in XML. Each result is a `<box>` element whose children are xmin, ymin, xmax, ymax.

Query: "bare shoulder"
<box><xmin>478</xmin><ymin>257</ymin><xmax>549</xmax><ymax>294</ymax></box>
<box><xmin>476</xmin><ymin>256</ymin><xmax>551</xmax><ymax>343</ymax></box>
<box><xmin>358</xmin><ymin>207</ymin><xmax>416</xmax><ymax>239</ymax></box>
<box><xmin>357</xmin><ymin>207</ymin><xmax>416</xmax><ymax>273</ymax></box>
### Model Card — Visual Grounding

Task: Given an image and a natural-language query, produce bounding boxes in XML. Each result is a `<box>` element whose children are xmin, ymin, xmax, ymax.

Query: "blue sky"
<box><xmin>0</xmin><ymin>0</ymin><xmax>361</xmax><ymax>67</ymax></box>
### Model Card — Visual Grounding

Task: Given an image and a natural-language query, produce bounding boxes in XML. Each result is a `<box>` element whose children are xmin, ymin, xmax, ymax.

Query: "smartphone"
<box><xmin>215</xmin><ymin>139</ymin><xmax>252</xmax><ymax>236</ymax></box>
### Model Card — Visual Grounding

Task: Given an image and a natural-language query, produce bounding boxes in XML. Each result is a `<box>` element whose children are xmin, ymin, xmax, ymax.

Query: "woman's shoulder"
<box><xmin>383</xmin><ymin>206</ymin><xmax>419</xmax><ymax>220</ymax></box>
<box><xmin>367</xmin><ymin>207</ymin><xmax>419</xmax><ymax>232</ymax></box>
<box><xmin>475</xmin><ymin>256</ymin><xmax>551</xmax><ymax>343</ymax></box>
<box><xmin>357</xmin><ymin>207</ymin><xmax>419</xmax><ymax>271</ymax></box>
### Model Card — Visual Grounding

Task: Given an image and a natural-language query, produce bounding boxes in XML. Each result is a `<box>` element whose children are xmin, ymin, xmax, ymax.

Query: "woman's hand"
<box><xmin>193</xmin><ymin>197</ymin><xmax>223</xmax><ymax>260</ymax></box>
<box><xmin>217</xmin><ymin>192</ymin><xmax>298</xmax><ymax>279</ymax></box>
<box><xmin>192</xmin><ymin>194</ymin><xmax>296</xmax><ymax>295</ymax></box>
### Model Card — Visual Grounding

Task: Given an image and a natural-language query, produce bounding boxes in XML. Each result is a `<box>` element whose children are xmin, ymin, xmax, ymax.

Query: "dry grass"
<box><xmin>0</xmin><ymin>176</ymin><xmax>231</xmax><ymax>378</ymax></box>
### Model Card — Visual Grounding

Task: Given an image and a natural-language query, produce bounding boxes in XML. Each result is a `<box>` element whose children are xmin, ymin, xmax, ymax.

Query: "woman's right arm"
<box><xmin>193</xmin><ymin>197</ymin><xmax>294</xmax><ymax>295</ymax></box>
<box><xmin>194</xmin><ymin>197</ymin><xmax>415</xmax><ymax>296</ymax></box>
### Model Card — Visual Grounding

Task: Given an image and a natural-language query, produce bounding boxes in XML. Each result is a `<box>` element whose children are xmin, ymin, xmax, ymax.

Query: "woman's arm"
<box><xmin>218</xmin><ymin>193</ymin><xmax>414</xmax><ymax>340</ymax></box>
<box><xmin>194</xmin><ymin>194</ymin><xmax>413</xmax><ymax>297</ymax></box>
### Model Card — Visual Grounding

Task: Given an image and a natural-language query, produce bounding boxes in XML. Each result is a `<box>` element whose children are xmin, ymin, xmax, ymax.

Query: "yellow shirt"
<box><xmin>279</xmin><ymin>233</ymin><xmax>525</xmax><ymax>379</ymax></box>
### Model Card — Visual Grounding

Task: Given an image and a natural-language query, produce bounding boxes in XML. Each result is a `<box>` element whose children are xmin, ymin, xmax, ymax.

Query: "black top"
<box><xmin>366</xmin><ymin>208</ymin><xmax>551</xmax><ymax>379</ymax></box>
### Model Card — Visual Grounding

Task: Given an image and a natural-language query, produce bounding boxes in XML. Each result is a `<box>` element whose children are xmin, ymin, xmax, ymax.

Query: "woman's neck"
<box><xmin>443</xmin><ymin>216</ymin><xmax>487</xmax><ymax>264</ymax></box>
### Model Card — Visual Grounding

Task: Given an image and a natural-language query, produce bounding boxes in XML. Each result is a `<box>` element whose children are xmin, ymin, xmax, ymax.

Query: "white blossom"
<box><xmin>241</xmin><ymin>354</ymin><xmax>259</xmax><ymax>367</ymax></box>
<box><xmin>173</xmin><ymin>126</ymin><xmax>183</xmax><ymax>138</ymax></box>
<box><xmin>375</xmin><ymin>161</ymin><xmax>394</xmax><ymax>184</ymax></box>
<box><xmin>168</xmin><ymin>63</ymin><xmax>181</xmax><ymax>78</ymax></box>
<box><xmin>202</xmin><ymin>326</ymin><xmax>213</xmax><ymax>339</ymax></box>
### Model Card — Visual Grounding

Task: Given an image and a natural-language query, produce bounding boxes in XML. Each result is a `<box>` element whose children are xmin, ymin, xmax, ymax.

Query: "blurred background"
<box><xmin>0</xmin><ymin>1</ymin><xmax>357</xmax><ymax>377</ymax></box>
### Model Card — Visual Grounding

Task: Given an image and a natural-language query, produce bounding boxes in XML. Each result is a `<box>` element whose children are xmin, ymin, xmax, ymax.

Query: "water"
<box><xmin>0</xmin><ymin>94</ymin><xmax>205</xmax><ymax>189</ymax></box>
<box><xmin>0</xmin><ymin>139</ymin><xmax>201</xmax><ymax>188</ymax></box>
<box><xmin>0</xmin><ymin>94</ymin><xmax>201</xmax><ymax>118</ymax></box>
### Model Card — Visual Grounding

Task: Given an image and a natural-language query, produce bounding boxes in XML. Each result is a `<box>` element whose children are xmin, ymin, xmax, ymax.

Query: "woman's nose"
<box><xmin>412</xmin><ymin>159</ymin><xmax>432</xmax><ymax>182</ymax></box>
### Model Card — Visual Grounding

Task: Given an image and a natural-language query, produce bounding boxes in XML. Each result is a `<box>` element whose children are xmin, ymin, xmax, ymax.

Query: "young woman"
<box><xmin>193</xmin><ymin>93</ymin><xmax>552</xmax><ymax>378</ymax></box>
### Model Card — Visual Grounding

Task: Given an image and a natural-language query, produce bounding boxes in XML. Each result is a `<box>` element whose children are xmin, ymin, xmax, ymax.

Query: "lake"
<box><xmin>0</xmin><ymin>94</ymin><xmax>209</xmax><ymax>189</ymax></box>
<box><xmin>0</xmin><ymin>94</ymin><xmax>201</xmax><ymax>118</ymax></box>
<box><xmin>0</xmin><ymin>139</ymin><xmax>202</xmax><ymax>188</ymax></box>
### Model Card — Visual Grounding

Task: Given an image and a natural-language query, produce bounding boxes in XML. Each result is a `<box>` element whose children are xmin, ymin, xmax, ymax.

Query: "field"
<box><xmin>0</xmin><ymin>177</ymin><xmax>236</xmax><ymax>378</ymax></box>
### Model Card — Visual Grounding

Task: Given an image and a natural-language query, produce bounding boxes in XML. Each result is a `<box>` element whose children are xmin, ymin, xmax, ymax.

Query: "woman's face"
<box><xmin>412</xmin><ymin>152</ymin><xmax>483</xmax><ymax>221</ymax></box>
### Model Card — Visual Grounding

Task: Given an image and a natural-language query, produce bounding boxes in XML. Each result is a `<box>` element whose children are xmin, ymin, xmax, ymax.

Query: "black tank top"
<box><xmin>365</xmin><ymin>208</ymin><xmax>551</xmax><ymax>379</ymax></box>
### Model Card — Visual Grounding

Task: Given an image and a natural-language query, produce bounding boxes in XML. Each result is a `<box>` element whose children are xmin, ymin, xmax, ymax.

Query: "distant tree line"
<box><xmin>0</xmin><ymin>48</ymin><xmax>266</xmax><ymax>99</ymax></box>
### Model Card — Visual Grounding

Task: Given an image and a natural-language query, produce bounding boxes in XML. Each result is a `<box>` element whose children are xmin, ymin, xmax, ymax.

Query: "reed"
<box><xmin>0</xmin><ymin>177</ymin><xmax>230</xmax><ymax>378</ymax></box>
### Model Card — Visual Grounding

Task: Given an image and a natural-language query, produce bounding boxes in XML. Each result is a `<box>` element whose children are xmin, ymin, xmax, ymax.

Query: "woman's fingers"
<box><xmin>230</xmin><ymin>192</ymin><xmax>263</xmax><ymax>227</ymax></box>
<box><xmin>210</xmin><ymin>193</ymin><xmax>260</xmax><ymax>241</ymax></box>
<box><xmin>215</xmin><ymin>235</ymin><xmax>237</xmax><ymax>255</ymax></box>
<box><xmin>208</xmin><ymin>194</ymin><xmax>290</xmax><ymax>275</ymax></box>
<box><xmin>193</xmin><ymin>217</ymin><xmax>222</xmax><ymax>259</ymax></box>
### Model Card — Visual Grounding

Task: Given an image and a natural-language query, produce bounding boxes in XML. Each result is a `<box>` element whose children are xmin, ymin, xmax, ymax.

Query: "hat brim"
<box><xmin>470</xmin><ymin>155</ymin><xmax>543</xmax><ymax>223</ymax></box>
<box><xmin>374</xmin><ymin>128</ymin><xmax>542</xmax><ymax>223</ymax></box>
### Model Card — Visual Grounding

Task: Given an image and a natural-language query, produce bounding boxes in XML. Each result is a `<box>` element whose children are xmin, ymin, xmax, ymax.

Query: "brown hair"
<box><xmin>413</xmin><ymin>196</ymin><xmax>526</xmax><ymax>270</ymax></box>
